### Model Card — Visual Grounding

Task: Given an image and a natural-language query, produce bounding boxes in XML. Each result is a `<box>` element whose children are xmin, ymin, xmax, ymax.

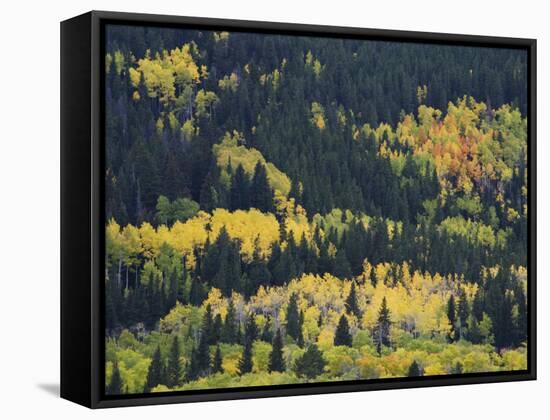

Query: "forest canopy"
<box><xmin>104</xmin><ymin>24</ymin><xmax>528</xmax><ymax>395</ymax></box>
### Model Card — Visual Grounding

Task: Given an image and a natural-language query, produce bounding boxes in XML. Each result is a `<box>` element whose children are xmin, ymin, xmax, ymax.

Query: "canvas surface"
<box><xmin>103</xmin><ymin>23</ymin><xmax>529</xmax><ymax>396</ymax></box>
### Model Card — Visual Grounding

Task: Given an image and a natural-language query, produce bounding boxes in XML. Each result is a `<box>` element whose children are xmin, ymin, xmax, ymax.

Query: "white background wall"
<box><xmin>0</xmin><ymin>0</ymin><xmax>547</xmax><ymax>417</ymax></box>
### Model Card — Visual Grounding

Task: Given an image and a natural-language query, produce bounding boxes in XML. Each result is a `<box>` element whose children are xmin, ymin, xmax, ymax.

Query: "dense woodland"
<box><xmin>104</xmin><ymin>25</ymin><xmax>528</xmax><ymax>395</ymax></box>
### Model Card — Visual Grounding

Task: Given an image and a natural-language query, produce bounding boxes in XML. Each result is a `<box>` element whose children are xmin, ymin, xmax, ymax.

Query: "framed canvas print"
<box><xmin>60</xmin><ymin>11</ymin><xmax>536</xmax><ymax>408</ymax></box>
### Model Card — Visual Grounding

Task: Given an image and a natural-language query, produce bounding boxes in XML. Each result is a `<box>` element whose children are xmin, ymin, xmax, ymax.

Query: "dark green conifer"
<box><xmin>166</xmin><ymin>335</ymin><xmax>181</xmax><ymax>388</ymax></box>
<box><xmin>144</xmin><ymin>345</ymin><xmax>164</xmax><ymax>392</ymax></box>
<box><xmin>268</xmin><ymin>329</ymin><xmax>286</xmax><ymax>373</ymax></box>
<box><xmin>374</xmin><ymin>296</ymin><xmax>392</xmax><ymax>353</ymax></box>
<box><xmin>334</xmin><ymin>314</ymin><xmax>353</xmax><ymax>346</ymax></box>
<box><xmin>447</xmin><ymin>294</ymin><xmax>457</xmax><ymax>341</ymax></box>
<box><xmin>107</xmin><ymin>360</ymin><xmax>123</xmax><ymax>395</ymax></box>
<box><xmin>407</xmin><ymin>360</ymin><xmax>423</xmax><ymax>377</ymax></box>
<box><xmin>286</xmin><ymin>293</ymin><xmax>301</xmax><ymax>341</ymax></box>
<box><xmin>251</xmin><ymin>162</ymin><xmax>273</xmax><ymax>212</ymax></box>
<box><xmin>238</xmin><ymin>339</ymin><xmax>253</xmax><ymax>375</ymax></box>
<box><xmin>212</xmin><ymin>345</ymin><xmax>224</xmax><ymax>374</ymax></box>
<box><xmin>222</xmin><ymin>300</ymin><xmax>237</xmax><ymax>343</ymax></box>
<box><xmin>345</xmin><ymin>281</ymin><xmax>361</xmax><ymax>317</ymax></box>
<box><xmin>293</xmin><ymin>344</ymin><xmax>326</xmax><ymax>379</ymax></box>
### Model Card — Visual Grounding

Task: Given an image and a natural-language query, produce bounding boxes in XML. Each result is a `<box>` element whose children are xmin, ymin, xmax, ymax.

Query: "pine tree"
<box><xmin>213</xmin><ymin>313</ymin><xmax>223</xmax><ymax>344</ymax></box>
<box><xmin>457</xmin><ymin>288</ymin><xmax>470</xmax><ymax>340</ymax></box>
<box><xmin>238</xmin><ymin>339</ymin><xmax>253</xmax><ymax>375</ymax></box>
<box><xmin>333</xmin><ymin>249</ymin><xmax>352</xmax><ymax>279</ymax></box>
<box><xmin>345</xmin><ymin>281</ymin><xmax>361</xmax><ymax>317</ymax></box>
<box><xmin>144</xmin><ymin>345</ymin><xmax>164</xmax><ymax>392</ymax></box>
<box><xmin>107</xmin><ymin>360</ymin><xmax>123</xmax><ymax>395</ymax></box>
<box><xmin>230</xmin><ymin>164</ymin><xmax>250</xmax><ymax>210</ymax></box>
<box><xmin>373</xmin><ymin>296</ymin><xmax>392</xmax><ymax>353</ymax></box>
<box><xmin>286</xmin><ymin>293</ymin><xmax>301</xmax><ymax>341</ymax></box>
<box><xmin>447</xmin><ymin>294</ymin><xmax>457</xmax><ymax>341</ymax></box>
<box><xmin>177</xmin><ymin>262</ymin><xmax>188</xmax><ymax>303</ymax></box>
<box><xmin>293</xmin><ymin>344</ymin><xmax>326</xmax><ymax>379</ymax></box>
<box><xmin>407</xmin><ymin>360</ymin><xmax>423</xmax><ymax>377</ymax></box>
<box><xmin>268</xmin><ymin>329</ymin><xmax>286</xmax><ymax>372</ymax></box>
<box><xmin>185</xmin><ymin>346</ymin><xmax>200</xmax><ymax>382</ymax></box>
<box><xmin>199</xmin><ymin>160</ymin><xmax>222</xmax><ymax>212</ymax></box>
<box><xmin>250</xmin><ymin>162</ymin><xmax>274</xmax><ymax>212</ymax></box>
<box><xmin>202</xmin><ymin>304</ymin><xmax>214</xmax><ymax>344</ymax></box>
<box><xmin>246</xmin><ymin>240</ymin><xmax>272</xmax><ymax>298</ymax></box>
<box><xmin>472</xmin><ymin>289</ymin><xmax>484</xmax><ymax>321</ymax></box>
<box><xmin>212</xmin><ymin>345</ymin><xmax>224</xmax><ymax>374</ymax></box>
<box><xmin>466</xmin><ymin>315</ymin><xmax>482</xmax><ymax>344</ymax></box>
<box><xmin>196</xmin><ymin>329</ymin><xmax>211</xmax><ymax>376</ymax></box>
<box><xmin>166</xmin><ymin>335</ymin><xmax>181</xmax><ymax>388</ymax></box>
<box><xmin>189</xmin><ymin>276</ymin><xmax>204</xmax><ymax>306</ymax></box>
<box><xmin>512</xmin><ymin>283</ymin><xmax>528</xmax><ymax>346</ymax></box>
<box><xmin>222</xmin><ymin>300</ymin><xmax>237</xmax><ymax>343</ymax></box>
<box><xmin>334</xmin><ymin>314</ymin><xmax>353</xmax><ymax>346</ymax></box>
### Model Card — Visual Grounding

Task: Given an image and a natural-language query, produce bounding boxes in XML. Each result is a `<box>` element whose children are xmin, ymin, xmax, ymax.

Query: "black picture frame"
<box><xmin>61</xmin><ymin>10</ymin><xmax>537</xmax><ymax>409</ymax></box>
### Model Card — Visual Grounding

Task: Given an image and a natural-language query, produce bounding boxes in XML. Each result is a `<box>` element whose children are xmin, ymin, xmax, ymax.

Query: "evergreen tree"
<box><xmin>107</xmin><ymin>360</ymin><xmax>123</xmax><ymax>395</ymax></box>
<box><xmin>268</xmin><ymin>329</ymin><xmax>286</xmax><ymax>372</ymax></box>
<box><xmin>185</xmin><ymin>346</ymin><xmax>200</xmax><ymax>382</ymax></box>
<box><xmin>222</xmin><ymin>300</ymin><xmax>237</xmax><ymax>343</ymax></box>
<box><xmin>457</xmin><ymin>288</ymin><xmax>470</xmax><ymax>340</ymax></box>
<box><xmin>202</xmin><ymin>304</ymin><xmax>215</xmax><ymax>345</ymax></box>
<box><xmin>447</xmin><ymin>294</ymin><xmax>457</xmax><ymax>341</ymax></box>
<box><xmin>407</xmin><ymin>360</ymin><xmax>423</xmax><ymax>377</ymax></box>
<box><xmin>196</xmin><ymin>330</ymin><xmax>211</xmax><ymax>376</ymax></box>
<box><xmin>466</xmin><ymin>315</ymin><xmax>483</xmax><ymax>344</ymax></box>
<box><xmin>512</xmin><ymin>284</ymin><xmax>528</xmax><ymax>346</ymax></box>
<box><xmin>334</xmin><ymin>314</ymin><xmax>353</xmax><ymax>346</ymax></box>
<box><xmin>286</xmin><ymin>293</ymin><xmax>301</xmax><ymax>342</ymax></box>
<box><xmin>333</xmin><ymin>249</ymin><xmax>352</xmax><ymax>279</ymax></box>
<box><xmin>166</xmin><ymin>335</ymin><xmax>181</xmax><ymax>388</ymax></box>
<box><xmin>230</xmin><ymin>164</ymin><xmax>250</xmax><ymax>210</ymax></box>
<box><xmin>199</xmin><ymin>160</ymin><xmax>222</xmax><ymax>212</ymax></box>
<box><xmin>144</xmin><ymin>345</ymin><xmax>164</xmax><ymax>393</ymax></box>
<box><xmin>472</xmin><ymin>289</ymin><xmax>484</xmax><ymax>321</ymax></box>
<box><xmin>373</xmin><ymin>296</ymin><xmax>392</xmax><ymax>353</ymax></box>
<box><xmin>238</xmin><ymin>339</ymin><xmax>254</xmax><ymax>375</ymax></box>
<box><xmin>189</xmin><ymin>277</ymin><xmax>204</xmax><ymax>306</ymax></box>
<box><xmin>246</xmin><ymin>239</ymin><xmax>272</xmax><ymax>298</ymax></box>
<box><xmin>213</xmin><ymin>313</ymin><xmax>223</xmax><ymax>344</ymax></box>
<box><xmin>212</xmin><ymin>345</ymin><xmax>224</xmax><ymax>374</ymax></box>
<box><xmin>177</xmin><ymin>262</ymin><xmax>188</xmax><ymax>304</ymax></box>
<box><xmin>293</xmin><ymin>344</ymin><xmax>326</xmax><ymax>379</ymax></box>
<box><xmin>345</xmin><ymin>281</ymin><xmax>361</xmax><ymax>317</ymax></box>
<box><xmin>250</xmin><ymin>162</ymin><xmax>274</xmax><ymax>212</ymax></box>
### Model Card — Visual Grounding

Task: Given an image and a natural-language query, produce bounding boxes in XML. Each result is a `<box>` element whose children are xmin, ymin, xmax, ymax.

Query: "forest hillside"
<box><xmin>103</xmin><ymin>26</ymin><xmax>528</xmax><ymax>394</ymax></box>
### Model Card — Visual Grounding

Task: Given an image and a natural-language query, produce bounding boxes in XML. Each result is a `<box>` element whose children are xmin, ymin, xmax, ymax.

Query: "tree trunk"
<box><xmin>117</xmin><ymin>258</ymin><xmax>122</xmax><ymax>287</ymax></box>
